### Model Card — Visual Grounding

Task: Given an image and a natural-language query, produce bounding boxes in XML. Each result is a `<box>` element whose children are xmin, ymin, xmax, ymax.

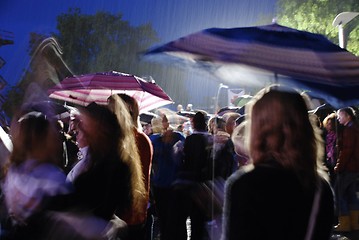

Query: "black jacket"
<box><xmin>221</xmin><ymin>163</ymin><xmax>334</xmax><ymax>240</ymax></box>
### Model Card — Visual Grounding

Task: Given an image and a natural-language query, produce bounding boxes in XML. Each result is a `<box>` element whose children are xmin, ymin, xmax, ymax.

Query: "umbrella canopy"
<box><xmin>155</xmin><ymin>108</ymin><xmax>189</xmax><ymax>126</ymax></box>
<box><xmin>217</xmin><ymin>106</ymin><xmax>243</xmax><ymax>116</ymax></box>
<box><xmin>177</xmin><ymin>110</ymin><xmax>196</xmax><ymax>118</ymax></box>
<box><xmin>21</xmin><ymin>100</ymin><xmax>75</xmax><ymax>120</ymax></box>
<box><xmin>144</xmin><ymin>23</ymin><xmax>359</xmax><ymax>108</ymax></box>
<box><xmin>48</xmin><ymin>71</ymin><xmax>173</xmax><ymax>113</ymax></box>
<box><xmin>140</xmin><ymin>111</ymin><xmax>159</xmax><ymax>125</ymax></box>
<box><xmin>308</xmin><ymin>103</ymin><xmax>336</xmax><ymax>122</ymax></box>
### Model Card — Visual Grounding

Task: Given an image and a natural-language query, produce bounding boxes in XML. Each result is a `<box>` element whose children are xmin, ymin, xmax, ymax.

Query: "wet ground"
<box><xmin>150</xmin><ymin>218</ymin><xmax>359</xmax><ymax>240</ymax></box>
<box><xmin>331</xmin><ymin>231</ymin><xmax>359</xmax><ymax>240</ymax></box>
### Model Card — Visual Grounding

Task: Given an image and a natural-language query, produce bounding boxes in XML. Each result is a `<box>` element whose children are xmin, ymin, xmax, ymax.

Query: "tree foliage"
<box><xmin>2</xmin><ymin>8</ymin><xmax>191</xmax><ymax>119</ymax></box>
<box><xmin>55</xmin><ymin>8</ymin><xmax>159</xmax><ymax>75</ymax></box>
<box><xmin>277</xmin><ymin>0</ymin><xmax>359</xmax><ymax>55</ymax></box>
<box><xmin>54</xmin><ymin>8</ymin><xmax>189</xmax><ymax>110</ymax></box>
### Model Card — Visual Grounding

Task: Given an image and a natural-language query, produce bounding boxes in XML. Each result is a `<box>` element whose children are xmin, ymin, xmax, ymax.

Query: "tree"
<box><xmin>55</xmin><ymin>8</ymin><xmax>159</xmax><ymax>75</ymax></box>
<box><xmin>2</xmin><ymin>9</ymin><xmax>191</xmax><ymax>118</ymax></box>
<box><xmin>277</xmin><ymin>0</ymin><xmax>359</xmax><ymax>55</ymax></box>
<box><xmin>55</xmin><ymin>8</ymin><xmax>189</xmax><ymax>109</ymax></box>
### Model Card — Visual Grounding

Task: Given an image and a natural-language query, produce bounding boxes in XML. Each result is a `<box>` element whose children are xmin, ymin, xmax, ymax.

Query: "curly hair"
<box><xmin>322</xmin><ymin>113</ymin><xmax>337</xmax><ymax>130</ymax></box>
<box><xmin>246</xmin><ymin>85</ymin><xmax>326</xmax><ymax>189</ymax></box>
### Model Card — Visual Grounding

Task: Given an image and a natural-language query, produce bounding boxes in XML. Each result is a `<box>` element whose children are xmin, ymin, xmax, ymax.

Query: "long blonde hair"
<box><xmin>108</xmin><ymin>94</ymin><xmax>146</xmax><ymax>224</ymax></box>
<box><xmin>246</xmin><ymin>85</ymin><xmax>326</xmax><ymax>188</ymax></box>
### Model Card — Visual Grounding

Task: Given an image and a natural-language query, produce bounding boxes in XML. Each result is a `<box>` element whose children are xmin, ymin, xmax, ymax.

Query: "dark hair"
<box><xmin>214</xmin><ymin>116</ymin><xmax>226</xmax><ymax>130</ymax></box>
<box><xmin>116</xmin><ymin>94</ymin><xmax>139</xmax><ymax>126</ymax></box>
<box><xmin>10</xmin><ymin>111</ymin><xmax>53</xmax><ymax>166</ymax></box>
<box><xmin>338</xmin><ymin>107</ymin><xmax>356</xmax><ymax>120</ymax></box>
<box><xmin>82</xmin><ymin>102</ymin><xmax>121</xmax><ymax>155</ymax></box>
<box><xmin>193</xmin><ymin>111</ymin><xmax>207</xmax><ymax>131</ymax></box>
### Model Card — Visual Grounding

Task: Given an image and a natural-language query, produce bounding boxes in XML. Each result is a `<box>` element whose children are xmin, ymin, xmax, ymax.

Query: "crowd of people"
<box><xmin>0</xmin><ymin>84</ymin><xmax>358</xmax><ymax>240</ymax></box>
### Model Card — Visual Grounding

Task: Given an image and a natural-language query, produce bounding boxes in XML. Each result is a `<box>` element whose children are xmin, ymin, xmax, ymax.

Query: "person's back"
<box><xmin>135</xmin><ymin>130</ymin><xmax>152</xmax><ymax>192</ymax></box>
<box><xmin>322</xmin><ymin>113</ymin><xmax>337</xmax><ymax>185</ymax></box>
<box><xmin>182</xmin><ymin>131</ymin><xmax>213</xmax><ymax>181</ymax></box>
<box><xmin>47</xmin><ymin>103</ymin><xmax>133</xmax><ymax>220</ymax></box>
<box><xmin>210</xmin><ymin>116</ymin><xmax>236</xmax><ymax>179</ymax></box>
<box><xmin>223</xmin><ymin>163</ymin><xmax>333</xmax><ymax>240</ymax></box>
<box><xmin>181</xmin><ymin>111</ymin><xmax>213</xmax><ymax>182</ymax></box>
<box><xmin>334</xmin><ymin>107</ymin><xmax>359</xmax><ymax>232</ymax></box>
<box><xmin>109</xmin><ymin>94</ymin><xmax>152</xmax><ymax>226</ymax></box>
<box><xmin>151</xmin><ymin>130</ymin><xmax>184</xmax><ymax>188</ymax></box>
<box><xmin>107</xmin><ymin>94</ymin><xmax>148</xmax><ymax>233</ymax></box>
<box><xmin>221</xmin><ymin>85</ymin><xmax>334</xmax><ymax>240</ymax></box>
<box><xmin>336</xmin><ymin>111</ymin><xmax>359</xmax><ymax>172</ymax></box>
<box><xmin>149</xmin><ymin>115</ymin><xmax>185</xmax><ymax>240</ymax></box>
<box><xmin>170</xmin><ymin>111</ymin><xmax>214</xmax><ymax>240</ymax></box>
<box><xmin>3</xmin><ymin>109</ymin><xmax>72</xmax><ymax>239</ymax></box>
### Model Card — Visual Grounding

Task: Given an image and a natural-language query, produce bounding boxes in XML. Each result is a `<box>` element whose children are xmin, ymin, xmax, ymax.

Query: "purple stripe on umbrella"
<box><xmin>144</xmin><ymin>23</ymin><xmax>359</xmax><ymax>108</ymax></box>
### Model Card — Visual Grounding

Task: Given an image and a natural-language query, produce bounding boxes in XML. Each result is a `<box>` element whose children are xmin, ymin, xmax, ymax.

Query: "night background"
<box><xmin>0</xmin><ymin>0</ymin><xmax>358</xmax><ymax>120</ymax></box>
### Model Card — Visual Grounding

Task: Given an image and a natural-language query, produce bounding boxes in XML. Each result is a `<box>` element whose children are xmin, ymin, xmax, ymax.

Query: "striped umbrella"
<box><xmin>48</xmin><ymin>71</ymin><xmax>173</xmax><ymax>113</ymax></box>
<box><xmin>144</xmin><ymin>23</ymin><xmax>359</xmax><ymax>108</ymax></box>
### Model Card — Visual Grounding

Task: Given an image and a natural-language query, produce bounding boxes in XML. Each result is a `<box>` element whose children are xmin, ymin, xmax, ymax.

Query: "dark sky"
<box><xmin>0</xmin><ymin>0</ymin><xmax>277</xmax><ymax>109</ymax></box>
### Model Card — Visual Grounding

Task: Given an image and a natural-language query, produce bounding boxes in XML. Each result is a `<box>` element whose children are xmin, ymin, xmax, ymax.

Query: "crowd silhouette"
<box><xmin>0</xmin><ymin>86</ymin><xmax>359</xmax><ymax>240</ymax></box>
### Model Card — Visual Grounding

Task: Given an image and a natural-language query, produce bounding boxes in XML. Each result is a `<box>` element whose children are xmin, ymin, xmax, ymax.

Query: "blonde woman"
<box><xmin>44</xmin><ymin>102</ymin><xmax>138</xmax><ymax>239</ymax></box>
<box><xmin>107</xmin><ymin>94</ymin><xmax>147</xmax><ymax>238</ymax></box>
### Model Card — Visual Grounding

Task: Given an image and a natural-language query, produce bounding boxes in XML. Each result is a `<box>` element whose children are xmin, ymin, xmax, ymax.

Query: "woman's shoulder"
<box><xmin>226</xmin><ymin>164</ymin><xmax>255</xmax><ymax>188</ymax></box>
<box><xmin>186</xmin><ymin>131</ymin><xmax>212</xmax><ymax>143</ymax></box>
<box><xmin>227</xmin><ymin>163</ymin><xmax>285</xmax><ymax>182</ymax></box>
<box><xmin>225</xmin><ymin>163</ymin><xmax>300</xmax><ymax>193</ymax></box>
<box><xmin>10</xmin><ymin>159</ymin><xmax>66</xmax><ymax>180</ymax></box>
<box><xmin>35</xmin><ymin>163</ymin><xmax>67</xmax><ymax>179</ymax></box>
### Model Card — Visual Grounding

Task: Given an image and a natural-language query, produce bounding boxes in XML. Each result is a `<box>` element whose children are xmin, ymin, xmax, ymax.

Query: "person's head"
<box><xmin>207</xmin><ymin>116</ymin><xmax>216</xmax><ymax>134</ymax></box>
<box><xmin>246</xmin><ymin>85</ymin><xmax>325</xmax><ymax>186</ymax></box>
<box><xmin>112</xmin><ymin>94</ymin><xmax>140</xmax><ymax>128</ymax></box>
<box><xmin>106</xmin><ymin>94</ymin><xmax>135</xmax><ymax>143</ymax></box>
<box><xmin>177</xmin><ymin>124</ymin><xmax>184</xmax><ymax>132</ymax></box>
<box><xmin>186</xmin><ymin>104</ymin><xmax>193</xmax><ymax>111</ymax></box>
<box><xmin>177</xmin><ymin>104</ymin><xmax>184</xmax><ymax>112</ymax></box>
<box><xmin>231</xmin><ymin>121</ymin><xmax>249</xmax><ymax>157</ymax></box>
<box><xmin>192</xmin><ymin>111</ymin><xmax>207</xmax><ymax>131</ymax></box>
<box><xmin>151</xmin><ymin>116</ymin><xmax>163</xmax><ymax>134</ymax></box>
<box><xmin>10</xmin><ymin>111</ymin><xmax>63</xmax><ymax>166</ymax></box>
<box><xmin>322</xmin><ymin>113</ymin><xmax>337</xmax><ymax>132</ymax></box>
<box><xmin>337</xmin><ymin>107</ymin><xmax>356</xmax><ymax>126</ymax></box>
<box><xmin>161</xmin><ymin>114</ymin><xmax>170</xmax><ymax>130</ymax></box>
<box><xmin>223</xmin><ymin>112</ymin><xmax>241</xmax><ymax>136</ymax></box>
<box><xmin>208</xmin><ymin>116</ymin><xmax>225</xmax><ymax>134</ymax></box>
<box><xmin>69</xmin><ymin>114</ymin><xmax>88</xmax><ymax>148</ymax></box>
<box><xmin>79</xmin><ymin>102</ymin><xmax>121</xmax><ymax>157</ymax></box>
<box><xmin>143</xmin><ymin>123</ymin><xmax>153</xmax><ymax>136</ymax></box>
<box><xmin>311</xmin><ymin>114</ymin><xmax>322</xmax><ymax>129</ymax></box>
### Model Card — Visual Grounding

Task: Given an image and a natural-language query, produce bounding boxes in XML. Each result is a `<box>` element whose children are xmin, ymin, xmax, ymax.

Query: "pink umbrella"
<box><xmin>48</xmin><ymin>71</ymin><xmax>173</xmax><ymax>112</ymax></box>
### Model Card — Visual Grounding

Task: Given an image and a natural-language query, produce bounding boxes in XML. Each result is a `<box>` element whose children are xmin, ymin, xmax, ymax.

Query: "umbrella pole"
<box><xmin>209</xmin><ymin>83</ymin><xmax>228</xmax><ymax>238</ymax></box>
<box><xmin>334</xmin><ymin>109</ymin><xmax>341</xmax><ymax>222</ymax></box>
